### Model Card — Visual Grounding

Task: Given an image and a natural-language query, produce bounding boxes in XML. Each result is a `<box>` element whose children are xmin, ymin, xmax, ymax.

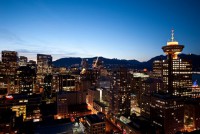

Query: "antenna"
<box><xmin>171</xmin><ymin>29</ymin><xmax>174</xmax><ymax>42</ymax></box>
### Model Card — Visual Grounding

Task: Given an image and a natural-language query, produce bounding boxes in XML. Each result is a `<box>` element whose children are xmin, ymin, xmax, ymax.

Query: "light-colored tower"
<box><xmin>159</xmin><ymin>30</ymin><xmax>192</xmax><ymax>95</ymax></box>
<box><xmin>162</xmin><ymin>29</ymin><xmax>184</xmax><ymax>59</ymax></box>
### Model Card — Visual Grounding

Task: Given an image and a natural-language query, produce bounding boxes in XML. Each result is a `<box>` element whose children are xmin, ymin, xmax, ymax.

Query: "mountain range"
<box><xmin>53</xmin><ymin>54</ymin><xmax>200</xmax><ymax>71</ymax></box>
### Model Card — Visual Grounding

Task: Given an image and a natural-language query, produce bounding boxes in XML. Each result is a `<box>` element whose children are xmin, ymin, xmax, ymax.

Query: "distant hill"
<box><xmin>53</xmin><ymin>54</ymin><xmax>200</xmax><ymax>71</ymax></box>
<box><xmin>53</xmin><ymin>57</ymin><xmax>143</xmax><ymax>69</ymax></box>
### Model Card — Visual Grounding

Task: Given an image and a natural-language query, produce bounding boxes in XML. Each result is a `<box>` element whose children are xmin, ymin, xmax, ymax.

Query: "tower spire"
<box><xmin>171</xmin><ymin>29</ymin><xmax>174</xmax><ymax>42</ymax></box>
<box><xmin>163</xmin><ymin>29</ymin><xmax>184</xmax><ymax>59</ymax></box>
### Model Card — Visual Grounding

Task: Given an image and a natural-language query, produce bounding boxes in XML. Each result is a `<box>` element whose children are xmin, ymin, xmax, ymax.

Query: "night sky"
<box><xmin>0</xmin><ymin>0</ymin><xmax>200</xmax><ymax>61</ymax></box>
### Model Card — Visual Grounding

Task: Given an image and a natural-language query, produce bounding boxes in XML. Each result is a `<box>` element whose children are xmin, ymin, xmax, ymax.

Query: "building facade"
<box><xmin>153</xmin><ymin>30</ymin><xmax>192</xmax><ymax>95</ymax></box>
<box><xmin>109</xmin><ymin>67</ymin><xmax>131</xmax><ymax>116</ymax></box>
<box><xmin>151</xmin><ymin>93</ymin><xmax>184</xmax><ymax>134</ymax></box>
<box><xmin>36</xmin><ymin>54</ymin><xmax>52</xmax><ymax>93</ymax></box>
<box><xmin>84</xmin><ymin>114</ymin><xmax>106</xmax><ymax>134</ymax></box>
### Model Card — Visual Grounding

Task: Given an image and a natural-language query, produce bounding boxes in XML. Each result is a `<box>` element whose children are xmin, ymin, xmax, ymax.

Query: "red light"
<box><xmin>6</xmin><ymin>95</ymin><xmax>13</xmax><ymax>100</ymax></box>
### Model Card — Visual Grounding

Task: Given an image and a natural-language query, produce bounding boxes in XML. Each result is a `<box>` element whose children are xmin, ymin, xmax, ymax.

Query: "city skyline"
<box><xmin>0</xmin><ymin>0</ymin><xmax>200</xmax><ymax>61</ymax></box>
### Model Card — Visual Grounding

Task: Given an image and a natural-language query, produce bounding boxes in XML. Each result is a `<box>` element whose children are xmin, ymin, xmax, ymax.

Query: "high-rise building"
<box><xmin>153</xmin><ymin>30</ymin><xmax>192</xmax><ymax>95</ymax></box>
<box><xmin>52</xmin><ymin>73</ymin><xmax>59</xmax><ymax>93</ymax></box>
<box><xmin>0</xmin><ymin>62</ymin><xmax>7</xmax><ymax>96</ymax></box>
<box><xmin>184</xmin><ymin>98</ymin><xmax>200</xmax><ymax>131</ymax></box>
<box><xmin>36</xmin><ymin>54</ymin><xmax>52</xmax><ymax>92</ymax></box>
<box><xmin>109</xmin><ymin>67</ymin><xmax>131</xmax><ymax>116</ymax></box>
<box><xmin>37</xmin><ymin>54</ymin><xmax>52</xmax><ymax>75</ymax></box>
<box><xmin>130</xmin><ymin>72</ymin><xmax>149</xmax><ymax>107</ymax></box>
<box><xmin>43</xmin><ymin>75</ymin><xmax>52</xmax><ymax>98</ymax></box>
<box><xmin>56</xmin><ymin>91</ymin><xmax>86</xmax><ymax>117</ymax></box>
<box><xmin>2</xmin><ymin>51</ymin><xmax>18</xmax><ymax>63</ymax></box>
<box><xmin>59</xmin><ymin>74</ymin><xmax>76</xmax><ymax>92</ymax></box>
<box><xmin>150</xmin><ymin>93</ymin><xmax>184</xmax><ymax>134</ymax></box>
<box><xmin>140</xmin><ymin>78</ymin><xmax>163</xmax><ymax>119</ymax></box>
<box><xmin>150</xmin><ymin>30</ymin><xmax>192</xmax><ymax>133</ymax></box>
<box><xmin>0</xmin><ymin>51</ymin><xmax>18</xmax><ymax>94</ymax></box>
<box><xmin>15</xmin><ymin>66</ymin><xmax>36</xmax><ymax>95</ymax></box>
<box><xmin>18</xmin><ymin>56</ymin><xmax>28</xmax><ymax>67</ymax></box>
<box><xmin>27</xmin><ymin>60</ymin><xmax>36</xmax><ymax>70</ymax></box>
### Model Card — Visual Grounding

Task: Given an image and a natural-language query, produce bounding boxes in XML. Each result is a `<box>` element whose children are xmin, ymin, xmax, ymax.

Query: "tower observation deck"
<box><xmin>162</xmin><ymin>29</ymin><xmax>184</xmax><ymax>59</ymax></box>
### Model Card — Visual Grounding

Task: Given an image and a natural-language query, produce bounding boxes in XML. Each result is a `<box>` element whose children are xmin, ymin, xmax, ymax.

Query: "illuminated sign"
<box><xmin>193</xmin><ymin>80</ymin><xmax>198</xmax><ymax>87</ymax></box>
<box><xmin>6</xmin><ymin>95</ymin><xmax>13</xmax><ymax>100</ymax></box>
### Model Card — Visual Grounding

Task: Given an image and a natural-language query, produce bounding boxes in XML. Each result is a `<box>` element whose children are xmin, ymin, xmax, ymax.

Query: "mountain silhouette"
<box><xmin>53</xmin><ymin>54</ymin><xmax>200</xmax><ymax>71</ymax></box>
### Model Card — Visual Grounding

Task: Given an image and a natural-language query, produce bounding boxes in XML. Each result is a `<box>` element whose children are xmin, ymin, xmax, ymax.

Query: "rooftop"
<box><xmin>85</xmin><ymin>114</ymin><xmax>104</xmax><ymax>124</ymax></box>
<box><xmin>152</xmin><ymin>92</ymin><xmax>182</xmax><ymax>100</ymax></box>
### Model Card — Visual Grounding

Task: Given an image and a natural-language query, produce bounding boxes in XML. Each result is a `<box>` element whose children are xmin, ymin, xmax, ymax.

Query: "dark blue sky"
<box><xmin>0</xmin><ymin>0</ymin><xmax>199</xmax><ymax>61</ymax></box>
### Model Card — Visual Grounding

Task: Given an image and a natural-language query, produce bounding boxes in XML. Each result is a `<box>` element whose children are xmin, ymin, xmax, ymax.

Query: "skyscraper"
<box><xmin>15</xmin><ymin>66</ymin><xmax>36</xmax><ymax>95</ymax></box>
<box><xmin>59</xmin><ymin>74</ymin><xmax>76</xmax><ymax>92</ymax></box>
<box><xmin>0</xmin><ymin>51</ymin><xmax>18</xmax><ymax>94</ymax></box>
<box><xmin>150</xmin><ymin>93</ymin><xmax>184</xmax><ymax>134</ymax></box>
<box><xmin>36</xmin><ymin>54</ymin><xmax>52</xmax><ymax>93</ymax></box>
<box><xmin>153</xmin><ymin>30</ymin><xmax>192</xmax><ymax>95</ymax></box>
<box><xmin>18</xmin><ymin>56</ymin><xmax>28</xmax><ymax>67</ymax></box>
<box><xmin>150</xmin><ymin>30</ymin><xmax>192</xmax><ymax>133</ymax></box>
<box><xmin>109</xmin><ymin>67</ymin><xmax>131</xmax><ymax>116</ymax></box>
<box><xmin>2</xmin><ymin>51</ymin><xmax>18</xmax><ymax>63</ymax></box>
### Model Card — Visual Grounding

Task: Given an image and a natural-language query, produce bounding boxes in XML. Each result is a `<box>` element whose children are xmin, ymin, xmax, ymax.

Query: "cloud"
<box><xmin>16</xmin><ymin>49</ymin><xmax>42</xmax><ymax>54</ymax></box>
<box><xmin>0</xmin><ymin>29</ymin><xmax>94</xmax><ymax>60</ymax></box>
<box><xmin>0</xmin><ymin>28</ymin><xmax>40</xmax><ymax>48</ymax></box>
<box><xmin>0</xmin><ymin>28</ymin><xmax>25</xmax><ymax>45</ymax></box>
<box><xmin>15</xmin><ymin>48</ymin><xmax>93</xmax><ymax>60</ymax></box>
<box><xmin>52</xmin><ymin>50</ymin><xmax>94</xmax><ymax>57</ymax></box>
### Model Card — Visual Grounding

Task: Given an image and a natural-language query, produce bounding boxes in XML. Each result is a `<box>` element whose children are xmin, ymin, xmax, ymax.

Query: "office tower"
<box><xmin>59</xmin><ymin>74</ymin><xmax>76</xmax><ymax>92</ymax></box>
<box><xmin>109</xmin><ymin>67</ymin><xmax>131</xmax><ymax>116</ymax></box>
<box><xmin>37</xmin><ymin>54</ymin><xmax>52</xmax><ymax>74</ymax></box>
<box><xmin>27</xmin><ymin>60</ymin><xmax>36</xmax><ymax>70</ymax></box>
<box><xmin>150</xmin><ymin>30</ymin><xmax>189</xmax><ymax>133</ymax></box>
<box><xmin>1</xmin><ymin>51</ymin><xmax>18</xmax><ymax>94</ymax></box>
<box><xmin>56</xmin><ymin>91</ymin><xmax>86</xmax><ymax>117</ymax></box>
<box><xmin>151</xmin><ymin>93</ymin><xmax>184</xmax><ymax>134</ymax></box>
<box><xmin>0</xmin><ymin>62</ymin><xmax>7</xmax><ymax>96</ymax></box>
<box><xmin>43</xmin><ymin>75</ymin><xmax>52</xmax><ymax>98</ymax></box>
<box><xmin>94</xmin><ymin>88</ymin><xmax>109</xmax><ymax>114</ymax></box>
<box><xmin>153</xmin><ymin>60</ymin><xmax>163</xmax><ymax>78</ymax></box>
<box><xmin>130</xmin><ymin>72</ymin><xmax>149</xmax><ymax>107</ymax></box>
<box><xmin>36</xmin><ymin>54</ymin><xmax>52</xmax><ymax>92</ymax></box>
<box><xmin>18</xmin><ymin>56</ymin><xmax>28</xmax><ymax>67</ymax></box>
<box><xmin>184</xmin><ymin>98</ymin><xmax>200</xmax><ymax>131</ymax></box>
<box><xmin>87</xmin><ymin>88</ymin><xmax>98</xmax><ymax>107</ymax></box>
<box><xmin>96</xmin><ymin>76</ymin><xmax>111</xmax><ymax>106</ymax></box>
<box><xmin>87</xmin><ymin>87</ymin><xmax>108</xmax><ymax>113</ymax></box>
<box><xmin>2</xmin><ymin>51</ymin><xmax>18</xmax><ymax>63</ymax></box>
<box><xmin>140</xmin><ymin>78</ymin><xmax>163</xmax><ymax>119</ymax></box>
<box><xmin>128</xmin><ymin>72</ymin><xmax>149</xmax><ymax>116</ymax></box>
<box><xmin>153</xmin><ymin>30</ymin><xmax>192</xmax><ymax>95</ymax></box>
<box><xmin>97</xmin><ymin>76</ymin><xmax>111</xmax><ymax>90</ymax></box>
<box><xmin>15</xmin><ymin>66</ymin><xmax>36</xmax><ymax>95</ymax></box>
<box><xmin>52</xmin><ymin>73</ymin><xmax>59</xmax><ymax>93</ymax></box>
<box><xmin>84</xmin><ymin>114</ymin><xmax>106</xmax><ymax>134</ymax></box>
